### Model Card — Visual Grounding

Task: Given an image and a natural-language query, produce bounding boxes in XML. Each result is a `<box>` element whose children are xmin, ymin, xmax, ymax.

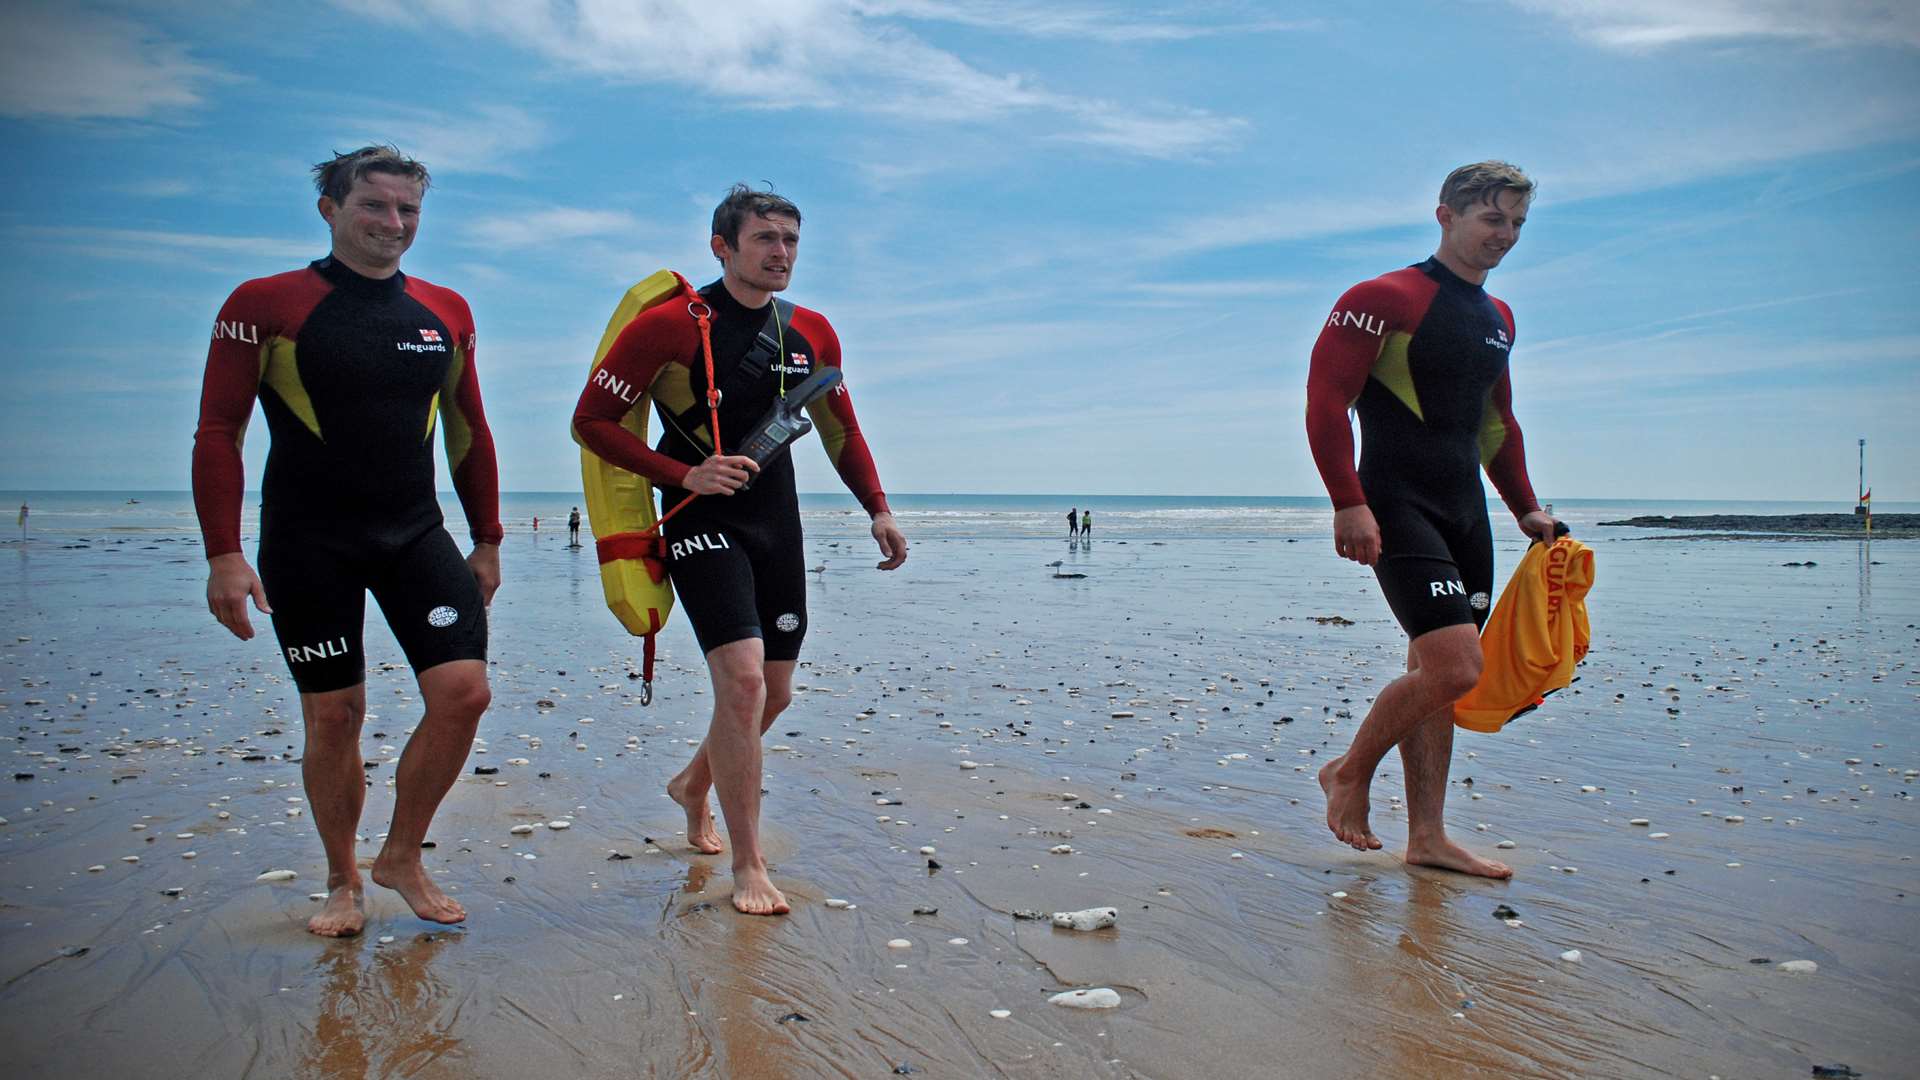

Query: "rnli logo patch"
<box><xmin>427</xmin><ymin>605</ymin><xmax>459</xmax><ymax>628</ymax></box>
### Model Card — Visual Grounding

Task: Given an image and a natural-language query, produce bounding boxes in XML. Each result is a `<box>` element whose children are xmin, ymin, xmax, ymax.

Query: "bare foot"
<box><xmin>371</xmin><ymin>851</ymin><xmax>467</xmax><ymax>924</ymax></box>
<box><xmin>308</xmin><ymin>882</ymin><xmax>366</xmax><ymax>938</ymax></box>
<box><xmin>1319</xmin><ymin>756</ymin><xmax>1384</xmax><ymax>851</ymax></box>
<box><xmin>1406</xmin><ymin>835</ymin><xmax>1514</xmax><ymax>879</ymax></box>
<box><xmin>668</xmin><ymin>776</ymin><xmax>723</xmax><ymax>855</ymax></box>
<box><xmin>730</xmin><ymin>864</ymin><xmax>790</xmax><ymax>916</ymax></box>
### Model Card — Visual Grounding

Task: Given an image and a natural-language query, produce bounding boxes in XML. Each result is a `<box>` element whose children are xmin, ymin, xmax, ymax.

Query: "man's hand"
<box><xmin>1332</xmin><ymin>505</ymin><xmax>1381</xmax><ymax>565</ymax></box>
<box><xmin>206</xmin><ymin>552</ymin><xmax>271</xmax><ymax>640</ymax></box>
<box><xmin>468</xmin><ymin>542</ymin><xmax>501</xmax><ymax>605</ymax></box>
<box><xmin>871</xmin><ymin>512</ymin><xmax>908</xmax><ymax>570</ymax></box>
<box><xmin>1517</xmin><ymin>509</ymin><xmax>1561</xmax><ymax>545</ymax></box>
<box><xmin>682</xmin><ymin>454</ymin><xmax>760</xmax><ymax>495</ymax></box>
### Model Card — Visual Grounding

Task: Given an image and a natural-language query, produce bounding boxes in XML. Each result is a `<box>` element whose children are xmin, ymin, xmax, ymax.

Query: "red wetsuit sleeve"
<box><xmin>1305</xmin><ymin>280</ymin><xmax>1398</xmax><ymax>510</ymax></box>
<box><xmin>429</xmin><ymin>290</ymin><xmax>503</xmax><ymax>545</ymax></box>
<box><xmin>793</xmin><ymin>309</ymin><xmax>890</xmax><ymax>515</ymax></box>
<box><xmin>571</xmin><ymin>306</ymin><xmax>697</xmax><ymax>489</ymax></box>
<box><xmin>1479</xmin><ymin>304</ymin><xmax>1540</xmax><ymax>520</ymax></box>
<box><xmin>192</xmin><ymin>281</ymin><xmax>268</xmax><ymax>558</ymax></box>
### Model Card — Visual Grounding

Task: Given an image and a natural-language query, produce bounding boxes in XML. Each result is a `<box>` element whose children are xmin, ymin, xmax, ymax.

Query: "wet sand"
<box><xmin>2</xmin><ymin>524</ymin><xmax>1915</xmax><ymax>1078</ymax></box>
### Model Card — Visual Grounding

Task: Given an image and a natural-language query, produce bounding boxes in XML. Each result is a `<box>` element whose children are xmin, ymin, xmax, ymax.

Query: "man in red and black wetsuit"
<box><xmin>574</xmin><ymin>184</ymin><xmax>906</xmax><ymax>915</ymax></box>
<box><xmin>193</xmin><ymin>146</ymin><xmax>502</xmax><ymax>935</ymax></box>
<box><xmin>1305</xmin><ymin>161</ymin><xmax>1559</xmax><ymax>878</ymax></box>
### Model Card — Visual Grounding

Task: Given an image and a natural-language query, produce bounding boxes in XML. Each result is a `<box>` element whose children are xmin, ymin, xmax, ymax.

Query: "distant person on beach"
<box><xmin>1304</xmin><ymin>161</ymin><xmax>1559</xmax><ymax>878</ymax></box>
<box><xmin>568</xmin><ymin>506</ymin><xmax>582</xmax><ymax>546</ymax></box>
<box><xmin>192</xmin><ymin>145</ymin><xmax>502</xmax><ymax>936</ymax></box>
<box><xmin>16</xmin><ymin>503</ymin><xmax>25</xmax><ymax>539</ymax></box>
<box><xmin>532</xmin><ymin>515</ymin><xmax>539</xmax><ymax>534</ymax></box>
<box><xmin>572</xmin><ymin>184</ymin><xmax>906</xmax><ymax>915</ymax></box>
<box><xmin>1079</xmin><ymin>509</ymin><xmax>1091</xmax><ymax>538</ymax></box>
<box><xmin>1067</xmin><ymin>507</ymin><xmax>1078</xmax><ymax>540</ymax></box>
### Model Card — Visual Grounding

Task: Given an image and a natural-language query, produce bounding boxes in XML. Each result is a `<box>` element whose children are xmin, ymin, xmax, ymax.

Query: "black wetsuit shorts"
<box><xmin>662</xmin><ymin>506</ymin><xmax>806</xmax><ymax>661</ymax></box>
<box><xmin>1370</xmin><ymin>495</ymin><xmax>1494</xmax><ymax>639</ymax></box>
<box><xmin>258</xmin><ymin>524</ymin><xmax>487</xmax><ymax>693</ymax></box>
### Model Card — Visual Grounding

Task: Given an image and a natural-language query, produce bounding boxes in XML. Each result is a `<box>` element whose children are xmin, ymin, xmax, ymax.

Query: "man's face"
<box><xmin>320</xmin><ymin>170</ymin><xmax>422</xmax><ymax>271</ymax></box>
<box><xmin>713</xmin><ymin>212</ymin><xmax>799</xmax><ymax>294</ymax></box>
<box><xmin>1438</xmin><ymin>189</ymin><xmax>1528</xmax><ymax>274</ymax></box>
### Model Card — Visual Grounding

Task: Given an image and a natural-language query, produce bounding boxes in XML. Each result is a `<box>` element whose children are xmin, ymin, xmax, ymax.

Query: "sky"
<box><xmin>1</xmin><ymin>0</ymin><xmax>1916</xmax><ymax>502</ymax></box>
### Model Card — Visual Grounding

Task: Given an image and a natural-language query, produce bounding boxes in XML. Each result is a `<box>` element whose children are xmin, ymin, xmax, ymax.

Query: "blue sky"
<box><xmin>2</xmin><ymin>0</ymin><xmax>1915</xmax><ymax>502</ymax></box>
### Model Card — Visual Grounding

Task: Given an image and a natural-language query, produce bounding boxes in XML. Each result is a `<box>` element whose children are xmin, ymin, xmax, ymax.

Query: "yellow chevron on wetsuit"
<box><xmin>1368</xmin><ymin>331</ymin><xmax>1422</xmax><ymax>421</ymax></box>
<box><xmin>260</xmin><ymin>336</ymin><xmax>323</xmax><ymax>440</ymax></box>
<box><xmin>1454</xmin><ymin>536</ymin><xmax>1594</xmax><ymax>732</ymax></box>
<box><xmin>1476</xmin><ymin>385</ymin><xmax>1509</xmax><ymax>467</ymax></box>
<box><xmin>436</xmin><ymin>345</ymin><xmax>476</xmax><ymax>471</ymax></box>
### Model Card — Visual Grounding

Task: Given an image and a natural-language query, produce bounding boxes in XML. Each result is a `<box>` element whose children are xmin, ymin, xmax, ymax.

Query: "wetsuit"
<box><xmin>572</xmin><ymin>280</ymin><xmax>888</xmax><ymax>659</ymax></box>
<box><xmin>193</xmin><ymin>256</ymin><xmax>501</xmax><ymax>692</ymax></box>
<box><xmin>1305</xmin><ymin>257</ymin><xmax>1538</xmax><ymax>637</ymax></box>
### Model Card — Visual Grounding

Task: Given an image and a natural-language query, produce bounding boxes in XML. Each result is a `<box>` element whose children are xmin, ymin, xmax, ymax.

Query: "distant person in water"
<box><xmin>1079</xmin><ymin>509</ymin><xmax>1091</xmax><ymax>539</ymax></box>
<box><xmin>568</xmin><ymin>506</ymin><xmax>581</xmax><ymax>547</ymax></box>
<box><xmin>16</xmin><ymin>503</ymin><xmax>26</xmax><ymax>540</ymax></box>
<box><xmin>1067</xmin><ymin>507</ymin><xmax>1078</xmax><ymax>540</ymax></box>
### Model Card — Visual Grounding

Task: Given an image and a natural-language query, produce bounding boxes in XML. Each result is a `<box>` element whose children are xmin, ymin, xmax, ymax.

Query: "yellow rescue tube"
<box><xmin>576</xmin><ymin>269</ymin><xmax>688</xmax><ymax>638</ymax></box>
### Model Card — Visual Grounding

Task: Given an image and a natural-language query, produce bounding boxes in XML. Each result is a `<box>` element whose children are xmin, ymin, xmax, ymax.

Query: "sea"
<box><xmin>5</xmin><ymin>490</ymin><xmax>1910</xmax><ymax>546</ymax></box>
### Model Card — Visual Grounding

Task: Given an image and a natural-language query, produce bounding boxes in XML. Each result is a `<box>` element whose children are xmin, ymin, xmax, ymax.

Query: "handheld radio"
<box><xmin>736</xmin><ymin>367</ymin><xmax>843</xmax><ymax>489</ymax></box>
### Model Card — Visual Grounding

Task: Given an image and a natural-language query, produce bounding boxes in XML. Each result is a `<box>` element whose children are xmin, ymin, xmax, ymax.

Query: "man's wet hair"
<box><xmin>1439</xmin><ymin>161</ymin><xmax>1534</xmax><ymax>213</ymax></box>
<box><xmin>312</xmin><ymin>145</ymin><xmax>431</xmax><ymax>205</ymax></box>
<box><xmin>712</xmin><ymin>183</ymin><xmax>801</xmax><ymax>249</ymax></box>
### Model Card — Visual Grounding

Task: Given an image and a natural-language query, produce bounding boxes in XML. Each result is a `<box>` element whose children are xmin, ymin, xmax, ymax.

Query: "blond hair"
<box><xmin>1439</xmin><ymin>161</ymin><xmax>1534</xmax><ymax>213</ymax></box>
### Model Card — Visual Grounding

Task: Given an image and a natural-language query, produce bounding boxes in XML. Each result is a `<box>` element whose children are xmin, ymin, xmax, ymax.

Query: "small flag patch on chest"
<box><xmin>419</xmin><ymin>329</ymin><xmax>442</xmax><ymax>342</ymax></box>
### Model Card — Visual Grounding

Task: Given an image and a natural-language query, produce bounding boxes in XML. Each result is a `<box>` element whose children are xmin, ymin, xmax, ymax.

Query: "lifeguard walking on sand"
<box><xmin>1304</xmin><ymin>161</ymin><xmax>1560</xmax><ymax>877</ymax></box>
<box><xmin>193</xmin><ymin>146</ymin><xmax>503</xmax><ymax>935</ymax></box>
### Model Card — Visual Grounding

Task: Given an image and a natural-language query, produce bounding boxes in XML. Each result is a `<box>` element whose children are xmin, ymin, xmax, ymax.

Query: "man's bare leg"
<box><xmin>668</xmin><ymin>658</ymin><xmax>794</xmax><ymax>856</ymax></box>
<box><xmin>301</xmin><ymin>684</ymin><xmax>369</xmax><ymax>937</ymax></box>
<box><xmin>1399</xmin><ymin>695</ymin><xmax>1512</xmax><ymax>878</ymax></box>
<box><xmin>698</xmin><ymin>639</ymin><xmax>791</xmax><ymax>915</ymax></box>
<box><xmin>370</xmin><ymin>659</ymin><xmax>488</xmax><ymax>924</ymax></box>
<box><xmin>1320</xmin><ymin>624</ymin><xmax>1481</xmax><ymax>851</ymax></box>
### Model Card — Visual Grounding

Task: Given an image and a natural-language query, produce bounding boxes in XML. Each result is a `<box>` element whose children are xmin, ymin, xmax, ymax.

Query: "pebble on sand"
<box><xmin>1049</xmin><ymin>844</ymin><xmax>1073</xmax><ymax>855</ymax></box>
<box><xmin>824</xmin><ymin>898</ymin><xmax>852</xmax><ymax>909</ymax></box>
<box><xmin>256</xmin><ymin>870</ymin><xmax>297</xmax><ymax>882</ymax></box>
<box><xmin>959</xmin><ymin>761</ymin><xmax>979</xmax><ymax>770</ymax></box>
<box><xmin>887</xmin><ymin>939</ymin><xmax>912</xmax><ymax>949</ymax></box>
<box><xmin>510</xmin><ymin>824</ymin><xmax>536</xmax><ymax>835</ymax></box>
<box><xmin>1559</xmin><ymin>949</ymin><xmax>1583</xmax><ymax>963</ymax></box>
<box><xmin>1778</xmin><ymin>960</ymin><xmax>1819</xmax><ymax>974</ymax></box>
<box><xmin>1496</xmin><ymin>840</ymin><xmax>1517</xmax><ymax>849</ymax></box>
<box><xmin>989</xmin><ymin>1009</ymin><xmax>1011</xmax><ymax>1019</ymax></box>
<box><xmin>547</xmin><ymin>820</ymin><xmax>571</xmax><ymax>830</ymax></box>
<box><xmin>1051</xmin><ymin>907</ymin><xmax>1117</xmax><ymax>931</ymax></box>
<box><xmin>1049</xmin><ymin>988</ymin><xmax>1122</xmax><ymax>1010</ymax></box>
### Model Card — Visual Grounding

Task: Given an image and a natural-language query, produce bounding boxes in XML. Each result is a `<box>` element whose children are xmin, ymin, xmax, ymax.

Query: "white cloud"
<box><xmin>331</xmin><ymin>104</ymin><xmax>549</xmax><ymax>177</ymax></box>
<box><xmin>853</xmin><ymin>1</ymin><xmax>1315</xmax><ymax>44</ymax></box>
<box><xmin>329</xmin><ymin>0</ymin><xmax>1245</xmax><ymax>158</ymax></box>
<box><xmin>0</xmin><ymin>5</ymin><xmax>222</xmax><ymax>120</ymax></box>
<box><xmin>1511</xmin><ymin>0</ymin><xmax>1920</xmax><ymax>51</ymax></box>
<box><xmin>15</xmin><ymin>226</ymin><xmax>313</xmax><ymax>263</ymax></box>
<box><xmin>461</xmin><ymin>207</ymin><xmax>645</xmax><ymax>249</ymax></box>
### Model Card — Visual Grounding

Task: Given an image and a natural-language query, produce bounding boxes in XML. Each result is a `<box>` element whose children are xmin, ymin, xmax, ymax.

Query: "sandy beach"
<box><xmin>1</xmin><ymin>496</ymin><xmax>1915</xmax><ymax>1078</ymax></box>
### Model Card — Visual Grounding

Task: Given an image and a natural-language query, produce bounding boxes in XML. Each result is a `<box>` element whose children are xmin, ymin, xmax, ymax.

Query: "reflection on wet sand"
<box><xmin>301</xmin><ymin>933</ymin><xmax>463</xmax><ymax>1078</ymax></box>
